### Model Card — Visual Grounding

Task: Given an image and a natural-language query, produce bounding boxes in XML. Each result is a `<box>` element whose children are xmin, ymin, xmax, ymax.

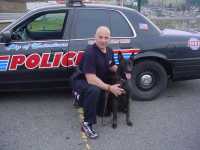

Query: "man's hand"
<box><xmin>109</xmin><ymin>65</ymin><xmax>118</xmax><ymax>72</ymax></box>
<box><xmin>109</xmin><ymin>84</ymin><xmax>125</xmax><ymax>97</ymax></box>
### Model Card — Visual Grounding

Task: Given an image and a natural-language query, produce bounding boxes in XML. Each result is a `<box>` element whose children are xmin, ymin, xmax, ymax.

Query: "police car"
<box><xmin>0</xmin><ymin>0</ymin><xmax>200</xmax><ymax>100</ymax></box>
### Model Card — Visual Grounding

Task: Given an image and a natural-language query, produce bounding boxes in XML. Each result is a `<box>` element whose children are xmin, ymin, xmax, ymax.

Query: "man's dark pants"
<box><xmin>73</xmin><ymin>79</ymin><xmax>106</xmax><ymax>125</ymax></box>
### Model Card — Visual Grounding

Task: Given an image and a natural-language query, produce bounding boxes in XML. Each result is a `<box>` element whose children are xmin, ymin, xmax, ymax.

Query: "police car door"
<box><xmin>109</xmin><ymin>10</ymin><xmax>137</xmax><ymax>64</ymax></box>
<box><xmin>0</xmin><ymin>10</ymin><xmax>69</xmax><ymax>86</ymax></box>
<box><xmin>25</xmin><ymin>10</ymin><xmax>71</xmax><ymax>84</ymax></box>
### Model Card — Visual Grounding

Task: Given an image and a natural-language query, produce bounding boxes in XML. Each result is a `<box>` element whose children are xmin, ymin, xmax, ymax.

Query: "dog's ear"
<box><xmin>118</xmin><ymin>51</ymin><xmax>125</xmax><ymax>64</ymax></box>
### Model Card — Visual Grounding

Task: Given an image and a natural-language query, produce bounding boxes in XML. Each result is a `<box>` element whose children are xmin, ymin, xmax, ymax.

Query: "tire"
<box><xmin>130</xmin><ymin>60</ymin><xmax>168</xmax><ymax>101</ymax></box>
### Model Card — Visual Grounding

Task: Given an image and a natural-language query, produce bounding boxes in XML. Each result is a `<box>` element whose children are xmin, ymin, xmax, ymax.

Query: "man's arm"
<box><xmin>85</xmin><ymin>73</ymin><xmax>125</xmax><ymax>97</ymax></box>
<box><xmin>83</xmin><ymin>48</ymin><xmax>124</xmax><ymax>96</ymax></box>
<box><xmin>85</xmin><ymin>73</ymin><xmax>110</xmax><ymax>91</ymax></box>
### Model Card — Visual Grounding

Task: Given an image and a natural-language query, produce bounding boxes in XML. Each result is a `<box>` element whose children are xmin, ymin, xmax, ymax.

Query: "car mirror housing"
<box><xmin>1</xmin><ymin>31</ymin><xmax>11</xmax><ymax>43</ymax></box>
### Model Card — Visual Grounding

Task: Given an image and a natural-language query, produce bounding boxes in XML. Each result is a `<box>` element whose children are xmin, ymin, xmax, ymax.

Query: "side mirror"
<box><xmin>0</xmin><ymin>31</ymin><xmax>11</xmax><ymax>43</ymax></box>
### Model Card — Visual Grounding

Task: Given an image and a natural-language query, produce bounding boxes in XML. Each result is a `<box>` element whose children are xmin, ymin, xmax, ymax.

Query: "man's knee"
<box><xmin>83</xmin><ymin>85</ymin><xmax>101</xmax><ymax>110</ymax></box>
<box><xmin>87</xmin><ymin>85</ymin><xmax>101</xmax><ymax>96</ymax></box>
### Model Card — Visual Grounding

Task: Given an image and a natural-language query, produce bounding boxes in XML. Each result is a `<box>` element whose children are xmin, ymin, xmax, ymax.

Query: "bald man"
<box><xmin>73</xmin><ymin>26</ymin><xmax>125</xmax><ymax>139</ymax></box>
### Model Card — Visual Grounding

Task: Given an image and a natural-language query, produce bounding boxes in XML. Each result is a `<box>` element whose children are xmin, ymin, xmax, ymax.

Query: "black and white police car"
<box><xmin>0</xmin><ymin>0</ymin><xmax>200</xmax><ymax>100</ymax></box>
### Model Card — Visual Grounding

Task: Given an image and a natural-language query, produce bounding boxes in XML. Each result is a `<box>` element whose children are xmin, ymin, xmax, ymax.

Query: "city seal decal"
<box><xmin>188</xmin><ymin>38</ymin><xmax>200</xmax><ymax>51</ymax></box>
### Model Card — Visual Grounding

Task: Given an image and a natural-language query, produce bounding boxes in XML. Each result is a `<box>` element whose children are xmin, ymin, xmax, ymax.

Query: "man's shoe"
<box><xmin>81</xmin><ymin>122</ymin><xmax>98</xmax><ymax>139</ymax></box>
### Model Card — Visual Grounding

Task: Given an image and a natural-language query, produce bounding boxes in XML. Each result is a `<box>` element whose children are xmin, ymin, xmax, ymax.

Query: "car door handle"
<box><xmin>120</xmin><ymin>45</ymin><xmax>131</xmax><ymax>49</ymax></box>
<box><xmin>119</xmin><ymin>43</ymin><xmax>132</xmax><ymax>49</ymax></box>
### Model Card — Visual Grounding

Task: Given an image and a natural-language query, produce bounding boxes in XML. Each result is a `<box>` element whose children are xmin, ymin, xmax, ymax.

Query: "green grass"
<box><xmin>0</xmin><ymin>23</ymin><xmax>9</xmax><ymax>31</ymax></box>
<box><xmin>27</xmin><ymin>14</ymin><xmax>65</xmax><ymax>32</ymax></box>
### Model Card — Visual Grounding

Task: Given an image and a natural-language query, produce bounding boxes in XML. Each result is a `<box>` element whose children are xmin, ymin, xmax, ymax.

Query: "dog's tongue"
<box><xmin>125</xmin><ymin>73</ymin><xmax>132</xmax><ymax>79</ymax></box>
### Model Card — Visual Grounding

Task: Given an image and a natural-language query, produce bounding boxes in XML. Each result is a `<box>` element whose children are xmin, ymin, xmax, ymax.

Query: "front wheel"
<box><xmin>130</xmin><ymin>60</ymin><xmax>168</xmax><ymax>101</ymax></box>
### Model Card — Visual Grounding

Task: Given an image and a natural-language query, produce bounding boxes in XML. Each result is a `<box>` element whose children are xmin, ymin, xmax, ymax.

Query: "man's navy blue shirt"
<box><xmin>79</xmin><ymin>43</ymin><xmax>115</xmax><ymax>83</ymax></box>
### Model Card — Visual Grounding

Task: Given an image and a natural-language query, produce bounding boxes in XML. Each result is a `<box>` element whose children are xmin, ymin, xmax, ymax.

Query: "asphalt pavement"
<box><xmin>0</xmin><ymin>79</ymin><xmax>200</xmax><ymax>150</ymax></box>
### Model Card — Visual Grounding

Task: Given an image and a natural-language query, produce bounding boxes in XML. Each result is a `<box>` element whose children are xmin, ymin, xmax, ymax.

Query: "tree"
<box><xmin>189</xmin><ymin>0</ymin><xmax>200</xmax><ymax>6</ymax></box>
<box><xmin>141</xmin><ymin>0</ymin><xmax>148</xmax><ymax>5</ymax></box>
<box><xmin>138</xmin><ymin>0</ymin><xmax>148</xmax><ymax>12</ymax></box>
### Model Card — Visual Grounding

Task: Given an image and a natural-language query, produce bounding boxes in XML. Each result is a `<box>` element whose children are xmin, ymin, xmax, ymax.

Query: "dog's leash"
<box><xmin>101</xmin><ymin>91</ymin><xmax>109</xmax><ymax>126</ymax></box>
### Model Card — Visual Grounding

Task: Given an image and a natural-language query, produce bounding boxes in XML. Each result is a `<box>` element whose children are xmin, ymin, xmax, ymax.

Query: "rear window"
<box><xmin>110</xmin><ymin>11</ymin><xmax>133</xmax><ymax>37</ymax></box>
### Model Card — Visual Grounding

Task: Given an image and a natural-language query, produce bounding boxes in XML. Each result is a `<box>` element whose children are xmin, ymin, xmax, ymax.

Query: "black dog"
<box><xmin>106</xmin><ymin>52</ymin><xmax>134</xmax><ymax>129</ymax></box>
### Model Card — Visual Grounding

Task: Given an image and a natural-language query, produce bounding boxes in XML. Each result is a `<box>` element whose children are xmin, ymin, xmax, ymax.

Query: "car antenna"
<box><xmin>66</xmin><ymin>0</ymin><xmax>84</xmax><ymax>7</ymax></box>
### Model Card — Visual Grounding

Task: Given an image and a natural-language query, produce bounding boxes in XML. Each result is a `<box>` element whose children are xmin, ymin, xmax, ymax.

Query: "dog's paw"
<box><xmin>127</xmin><ymin>121</ymin><xmax>133</xmax><ymax>126</ymax></box>
<box><xmin>112</xmin><ymin>124</ymin><xmax>117</xmax><ymax>129</ymax></box>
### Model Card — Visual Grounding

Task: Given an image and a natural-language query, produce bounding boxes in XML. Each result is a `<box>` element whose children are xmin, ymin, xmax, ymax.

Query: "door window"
<box><xmin>73</xmin><ymin>9</ymin><xmax>134</xmax><ymax>39</ymax></box>
<box><xmin>12</xmin><ymin>11</ymin><xmax>67</xmax><ymax>41</ymax></box>
<box><xmin>74</xmin><ymin>9</ymin><xmax>110</xmax><ymax>39</ymax></box>
<box><xmin>27</xmin><ymin>13</ymin><xmax>65</xmax><ymax>32</ymax></box>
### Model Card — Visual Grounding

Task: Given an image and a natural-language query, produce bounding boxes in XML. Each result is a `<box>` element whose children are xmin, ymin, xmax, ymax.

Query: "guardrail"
<box><xmin>0</xmin><ymin>13</ymin><xmax>23</xmax><ymax>22</ymax></box>
<box><xmin>0</xmin><ymin>20</ymin><xmax>13</xmax><ymax>24</ymax></box>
